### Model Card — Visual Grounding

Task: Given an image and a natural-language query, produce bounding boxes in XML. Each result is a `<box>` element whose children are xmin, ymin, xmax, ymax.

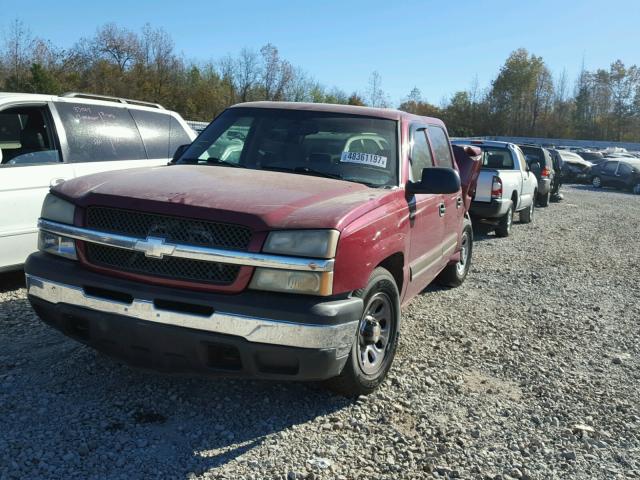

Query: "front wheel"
<box><xmin>326</xmin><ymin>267</ymin><xmax>400</xmax><ymax>397</ymax></box>
<box><xmin>436</xmin><ymin>222</ymin><xmax>473</xmax><ymax>287</ymax></box>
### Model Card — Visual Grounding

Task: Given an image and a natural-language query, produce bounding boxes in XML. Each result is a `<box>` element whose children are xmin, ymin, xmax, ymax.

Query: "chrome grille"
<box><xmin>86</xmin><ymin>207</ymin><xmax>252</xmax><ymax>250</ymax></box>
<box><xmin>85</xmin><ymin>244</ymin><xmax>240</xmax><ymax>284</ymax></box>
<box><xmin>84</xmin><ymin>207</ymin><xmax>251</xmax><ymax>285</ymax></box>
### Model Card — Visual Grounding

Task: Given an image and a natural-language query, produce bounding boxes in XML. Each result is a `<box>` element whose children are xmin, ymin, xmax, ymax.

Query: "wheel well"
<box><xmin>511</xmin><ymin>191</ymin><xmax>518</xmax><ymax>209</ymax></box>
<box><xmin>378</xmin><ymin>253</ymin><xmax>404</xmax><ymax>293</ymax></box>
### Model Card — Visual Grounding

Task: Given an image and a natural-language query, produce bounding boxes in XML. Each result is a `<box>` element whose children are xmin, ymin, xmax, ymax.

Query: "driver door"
<box><xmin>405</xmin><ymin>126</ymin><xmax>445</xmax><ymax>299</ymax></box>
<box><xmin>0</xmin><ymin>104</ymin><xmax>73</xmax><ymax>269</ymax></box>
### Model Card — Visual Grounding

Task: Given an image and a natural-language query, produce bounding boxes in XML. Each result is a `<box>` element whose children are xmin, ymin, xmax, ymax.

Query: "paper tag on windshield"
<box><xmin>340</xmin><ymin>151</ymin><xmax>387</xmax><ymax>168</ymax></box>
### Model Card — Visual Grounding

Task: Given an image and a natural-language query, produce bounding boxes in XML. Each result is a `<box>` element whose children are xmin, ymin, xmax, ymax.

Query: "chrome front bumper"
<box><xmin>26</xmin><ymin>274</ymin><xmax>358</xmax><ymax>352</ymax></box>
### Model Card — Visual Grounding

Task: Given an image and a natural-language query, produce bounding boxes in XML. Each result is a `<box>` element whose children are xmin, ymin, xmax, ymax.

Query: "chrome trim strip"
<box><xmin>442</xmin><ymin>233</ymin><xmax>459</xmax><ymax>258</ymax></box>
<box><xmin>26</xmin><ymin>275</ymin><xmax>358</xmax><ymax>350</ymax></box>
<box><xmin>409</xmin><ymin>245</ymin><xmax>442</xmax><ymax>280</ymax></box>
<box><xmin>38</xmin><ymin>219</ymin><xmax>334</xmax><ymax>272</ymax></box>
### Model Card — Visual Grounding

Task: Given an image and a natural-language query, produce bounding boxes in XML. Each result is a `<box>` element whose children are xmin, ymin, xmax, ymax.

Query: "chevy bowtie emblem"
<box><xmin>134</xmin><ymin>237</ymin><xmax>175</xmax><ymax>259</ymax></box>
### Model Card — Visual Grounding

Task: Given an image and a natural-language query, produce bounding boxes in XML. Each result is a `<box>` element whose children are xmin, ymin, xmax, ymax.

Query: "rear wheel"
<box><xmin>495</xmin><ymin>204</ymin><xmax>513</xmax><ymax>238</ymax></box>
<box><xmin>592</xmin><ymin>176</ymin><xmax>602</xmax><ymax>188</ymax></box>
<box><xmin>326</xmin><ymin>267</ymin><xmax>400</xmax><ymax>397</ymax></box>
<box><xmin>520</xmin><ymin>198</ymin><xmax>535</xmax><ymax>224</ymax></box>
<box><xmin>437</xmin><ymin>222</ymin><xmax>473</xmax><ymax>287</ymax></box>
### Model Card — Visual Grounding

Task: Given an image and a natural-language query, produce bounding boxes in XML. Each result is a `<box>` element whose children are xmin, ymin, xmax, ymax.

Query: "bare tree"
<box><xmin>3</xmin><ymin>19</ymin><xmax>33</xmax><ymax>84</ymax></box>
<box><xmin>367</xmin><ymin>71</ymin><xmax>388</xmax><ymax>107</ymax></box>
<box><xmin>93</xmin><ymin>23</ymin><xmax>140</xmax><ymax>72</ymax></box>
<box><xmin>234</xmin><ymin>48</ymin><xmax>260</xmax><ymax>102</ymax></box>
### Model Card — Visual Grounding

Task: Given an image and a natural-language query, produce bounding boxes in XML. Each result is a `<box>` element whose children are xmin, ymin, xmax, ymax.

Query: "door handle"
<box><xmin>50</xmin><ymin>177</ymin><xmax>66</xmax><ymax>187</ymax></box>
<box><xmin>439</xmin><ymin>203</ymin><xmax>446</xmax><ymax>217</ymax></box>
<box><xmin>456</xmin><ymin>197</ymin><xmax>463</xmax><ymax>208</ymax></box>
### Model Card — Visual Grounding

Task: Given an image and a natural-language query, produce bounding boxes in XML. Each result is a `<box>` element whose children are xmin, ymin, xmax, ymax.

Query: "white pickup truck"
<box><xmin>452</xmin><ymin>140</ymin><xmax>538</xmax><ymax>237</ymax></box>
<box><xmin>0</xmin><ymin>92</ymin><xmax>196</xmax><ymax>271</ymax></box>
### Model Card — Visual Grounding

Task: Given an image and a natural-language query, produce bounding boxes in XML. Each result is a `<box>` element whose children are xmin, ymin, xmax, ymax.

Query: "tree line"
<box><xmin>1</xmin><ymin>20</ymin><xmax>638</xmax><ymax>142</ymax></box>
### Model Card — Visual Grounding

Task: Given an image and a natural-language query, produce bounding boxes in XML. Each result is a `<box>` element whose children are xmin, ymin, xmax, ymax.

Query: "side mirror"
<box><xmin>406</xmin><ymin>167</ymin><xmax>461</xmax><ymax>195</ymax></box>
<box><xmin>170</xmin><ymin>144</ymin><xmax>190</xmax><ymax>164</ymax></box>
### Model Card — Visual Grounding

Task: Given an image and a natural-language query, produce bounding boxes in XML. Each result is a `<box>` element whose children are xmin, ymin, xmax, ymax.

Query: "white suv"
<box><xmin>0</xmin><ymin>92</ymin><xmax>196</xmax><ymax>271</ymax></box>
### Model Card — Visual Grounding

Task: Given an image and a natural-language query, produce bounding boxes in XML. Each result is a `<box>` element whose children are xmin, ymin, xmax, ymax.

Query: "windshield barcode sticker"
<box><xmin>340</xmin><ymin>151</ymin><xmax>387</xmax><ymax>168</ymax></box>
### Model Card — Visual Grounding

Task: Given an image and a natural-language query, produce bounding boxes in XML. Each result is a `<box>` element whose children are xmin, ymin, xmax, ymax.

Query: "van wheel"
<box><xmin>538</xmin><ymin>190</ymin><xmax>550</xmax><ymax>207</ymax></box>
<box><xmin>495</xmin><ymin>204</ymin><xmax>513</xmax><ymax>237</ymax></box>
<box><xmin>436</xmin><ymin>221</ymin><xmax>473</xmax><ymax>287</ymax></box>
<box><xmin>520</xmin><ymin>198</ymin><xmax>535</xmax><ymax>224</ymax></box>
<box><xmin>592</xmin><ymin>176</ymin><xmax>602</xmax><ymax>188</ymax></box>
<box><xmin>326</xmin><ymin>267</ymin><xmax>400</xmax><ymax>397</ymax></box>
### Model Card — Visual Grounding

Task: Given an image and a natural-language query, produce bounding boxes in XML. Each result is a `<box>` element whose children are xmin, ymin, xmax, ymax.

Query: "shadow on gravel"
<box><xmin>0</xmin><ymin>296</ymin><xmax>354</xmax><ymax>477</ymax></box>
<box><xmin>0</xmin><ymin>270</ymin><xmax>25</xmax><ymax>293</ymax></box>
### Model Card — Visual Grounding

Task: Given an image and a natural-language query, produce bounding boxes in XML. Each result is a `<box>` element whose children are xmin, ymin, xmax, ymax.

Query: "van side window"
<box><xmin>0</xmin><ymin>106</ymin><xmax>61</xmax><ymax>167</ymax></box>
<box><xmin>603</xmin><ymin>162</ymin><xmax>618</xmax><ymax>174</ymax></box>
<box><xmin>129</xmin><ymin>109</ymin><xmax>171</xmax><ymax>158</ymax></box>
<box><xmin>427</xmin><ymin>126</ymin><xmax>453</xmax><ymax>168</ymax></box>
<box><xmin>410</xmin><ymin>129</ymin><xmax>434</xmax><ymax>180</ymax></box>
<box><xmin>55</xmin><ymin>102</ymin><xmax>146</xmax><ymax>162</ymax></box>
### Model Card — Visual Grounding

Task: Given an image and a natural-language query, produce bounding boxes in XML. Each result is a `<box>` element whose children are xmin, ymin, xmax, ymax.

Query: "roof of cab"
<box><xmin>452</xmin><ymin>139</ymin><xmax>515</xmax><ymax>149</ymax></box>
<box><xmin>230</xmin><ymin>101</ymin><xmax>445</xmax><ymax>127</ymax></box>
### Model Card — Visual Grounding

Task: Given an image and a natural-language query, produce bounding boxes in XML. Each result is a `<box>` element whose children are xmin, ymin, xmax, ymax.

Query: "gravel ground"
<box><xmin>1</xmin><ymin>185</ymin><xmax>639</xmax><ymax>480</ymax></box>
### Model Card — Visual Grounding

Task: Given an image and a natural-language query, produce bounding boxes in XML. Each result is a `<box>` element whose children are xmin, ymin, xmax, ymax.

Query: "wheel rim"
<box><xmin>506</xmin><ymin>208</ymin><xmax>512</xmax><ymax>231</ymax></box>
<box><xmin>357</xmin><ymin>292</ymin><xmax>394</xmax><ymax>376</ymax></box>
<box><xmin>456</xmin><ymin>232</ymin><xmax>470</xmax><ymax>276</ymax></box>
<box><xmin>530</xmin><ymin>201</ymin><xmax>535</xmax><ymax>219</ymax></box>
<box><xmin>593</xmin><ymin>177</ymin><xmax>601</xmax><ymax>188</ymax></box>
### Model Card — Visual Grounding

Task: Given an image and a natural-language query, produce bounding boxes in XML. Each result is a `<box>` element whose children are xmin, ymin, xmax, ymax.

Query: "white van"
<box><xmin>0</xmin><ymin>92</ymin><xmax>197</xmax><ymax>271</ymax></box>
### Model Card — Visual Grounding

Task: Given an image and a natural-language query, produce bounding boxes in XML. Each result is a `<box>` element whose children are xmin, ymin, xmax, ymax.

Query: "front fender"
<box><xmin>332</xmin><ymin>192</ymin><xmax>409</xmax><ymax>296</ymax></box>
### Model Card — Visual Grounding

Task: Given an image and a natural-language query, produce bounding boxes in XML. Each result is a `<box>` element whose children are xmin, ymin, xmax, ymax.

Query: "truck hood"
<box><xmin>54</xmin><ymin>165</ymin><xmax>394</xmax><ymax>231</ymax></box>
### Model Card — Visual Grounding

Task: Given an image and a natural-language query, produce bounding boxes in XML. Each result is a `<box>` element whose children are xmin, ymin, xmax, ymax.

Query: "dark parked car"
<box><xmin>590</xmin><ymin>159</ymin><xmax>640</xmax><ymax>194</ymax></box>
<box><xmin>551</xmin><ymin>149</ymin><xmax>592</xmax><ymax>183</ymax></box>
<box><xmin>519</xmin><ymin>144</ymin><xmax>555</xmax><ymax>206</ymax></box>
<box><xmin>577</xmin><ymin>150</ymin><xmax>605</xmax><ymax>164</ymax></box>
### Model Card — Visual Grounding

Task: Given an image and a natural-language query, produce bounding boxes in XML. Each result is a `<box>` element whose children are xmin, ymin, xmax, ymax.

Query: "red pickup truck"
<box><xmin>25</xmin><ymin>102</ymin><xmax>480</xmax><ymax>396</ymax></box>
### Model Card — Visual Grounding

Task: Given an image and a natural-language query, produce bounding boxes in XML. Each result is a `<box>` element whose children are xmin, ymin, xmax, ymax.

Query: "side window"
<box><xmin>130</xmin><ymin>109</ymin><xmax>171</xmax><ymax>158</ymax></box>
<box><xmin>427</xmin><ymin>126</ymin><xmax>454</xmax><ymax>168</ymax></box>
<box><xmin>0</xmin><ymin>106</ymin><xmax>61</xmax><ymax>167</ymax></box>
<box><xmin>410</xmin><ymin>128</ymin><xmax>434</xmax><ymax>180</ymax></box>
<box><xmin>515</xmin><ymin>148</ymin><xmax>527</xmax><ymax>171</ymax></box>
<box><xmin>617</xmin><ymin>163</ymin><xmax>632</xmax><ymax>175</ymax></box>
<box><xmin>54</xmin><ymin>102</ymin><xmax>146</xmax><ymax>162</ymax></box>
<box><xmin>603</xmin><ymin>162</ymin><xmax>618</xmax><ymax>174</ymax></box>
<box><xmin>169</xmin><ymin>117</ymin><xmax>193</xmax><ymax>157</ymax></box>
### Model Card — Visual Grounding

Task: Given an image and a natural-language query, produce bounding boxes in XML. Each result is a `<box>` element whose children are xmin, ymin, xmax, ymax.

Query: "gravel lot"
<box><xmin>1</xmin><ymin>185</ymin><xmax>639</xmax><ymax>480</ymax></box>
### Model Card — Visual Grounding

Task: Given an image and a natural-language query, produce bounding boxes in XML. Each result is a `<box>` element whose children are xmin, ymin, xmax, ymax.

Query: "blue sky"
<box><xmin>2</xmin><ymin>0</ymin><xmax>639</xmax><ymax>105</ymax></box>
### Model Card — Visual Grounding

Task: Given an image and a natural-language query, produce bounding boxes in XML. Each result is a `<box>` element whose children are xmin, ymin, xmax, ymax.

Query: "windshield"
<box><xmin>178</xmin><ymin>108</ymin><xmax>398</xmax><ymax>188</ymax></box>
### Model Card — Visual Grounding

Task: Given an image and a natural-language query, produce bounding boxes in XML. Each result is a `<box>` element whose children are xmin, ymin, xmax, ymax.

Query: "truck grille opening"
<box><xmin>82</xmin><ymin>206</ymin><xmax>251</xmax><ymax>285</ymax></box>
<box><xmin>85</xmin><ymin>244</ymin><xmax>240</xmax><ymax>285</ymax></box>
<box><xmin>86</xmin><ymin>207</ymin><xmax>252</xmax><ymax>250</ymax></box>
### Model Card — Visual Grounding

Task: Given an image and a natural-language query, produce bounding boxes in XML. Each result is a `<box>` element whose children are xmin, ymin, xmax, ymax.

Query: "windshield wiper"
<box><xmin>261</xmin><ymin>165</ymin><xmax>382</xmax><ymax>188</ymax></box>
<box><xmin>176</xmin><ymin>157</ymin><xmax>245</xmax><ymax>168</ymax></box>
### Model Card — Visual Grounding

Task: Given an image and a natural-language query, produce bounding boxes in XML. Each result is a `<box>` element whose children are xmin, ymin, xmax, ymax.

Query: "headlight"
<box><xmin>250</xmin><ymin>268</ymin><xmax>333</xmax><ymax>296</ymax></box>
<box><xmin>41</xmin><ymin>194</ymin><xmax>75</xmax><ymax>224</ymax></box>
<box><xmin>263</xmin><ymin>230</ymin><xmax>339</xmax><ymax>258</ymax></box>
<box><xmin>38</xmin><ymin>231</ymin><xmax>77</xmax><ymax>260</ymax></box>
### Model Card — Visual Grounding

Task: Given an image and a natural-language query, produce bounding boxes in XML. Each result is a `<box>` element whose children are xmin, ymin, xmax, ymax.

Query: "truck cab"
<box><xmin>25</xmin><ymin>102</ymin><xmax>480</xmax><ymax>396</ymax></box>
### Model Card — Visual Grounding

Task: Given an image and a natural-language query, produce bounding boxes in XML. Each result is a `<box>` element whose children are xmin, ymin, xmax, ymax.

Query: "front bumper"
<box><xmin>469</xmin><ymin>198</ymin><xmax>511</xmax><ymax>219</ymax></box>
<box><xmin>25</xmin><ymin>253</ymin><xmax>362</xmax><ymax>380</ymax></box>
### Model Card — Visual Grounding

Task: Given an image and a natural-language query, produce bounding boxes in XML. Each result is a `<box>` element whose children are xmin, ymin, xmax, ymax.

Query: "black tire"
<box><xmin>538</xmin><ymin>190</ymin><xmax>550</xmax><ymax>207</ymax></box>
<box><xmin>495</xmin><ymin>204</ymin><xmax>513</xmax><ymax>238</ymax></box>
<box><xmin>325</xmin><ymin>267</ymin><xmax>400</xmax><ymax>397</ymax></box>
<box><xmin>592</xmin><ymin>176</ymin><xmax>602</xmax><ymax>188</ymax></box>
<box><xmin>520</xmin><ymin>197</ymin><xmax>535</xmax><ymax>224</ymax></box>
<box><xmin>436</xmin><ymin>220</ymin><xmax>473</xmax><ymax>288</ymax></box>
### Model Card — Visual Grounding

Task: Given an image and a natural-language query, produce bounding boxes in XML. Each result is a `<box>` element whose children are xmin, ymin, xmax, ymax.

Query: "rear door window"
<box><xmin>617</xmin><ymin>163</ymin><xmax>632</xmax><ymax>176</ymax></box>
<box><xmin>0</xmin><ymin>106</ymin><xmax>61</xmax><ymax>167</ymax></box>
<box><xmin>410</xmin><ymin>128</ymin><xmax>434</xmax><ymax>180</ymax></box>
<box><xmin>427</xmin><ymin>126</ymin><xmax>454</xmax><ymax>168</ymax></box>
<box><xmin>54</xmin><ymin>102</ymin><xmax>146</xmax><ymax>162</ymax></box>
<box><xmin>129</xmin><ymin>109</ymin><xmax>171</xmax><ymax>158</ymax></box>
